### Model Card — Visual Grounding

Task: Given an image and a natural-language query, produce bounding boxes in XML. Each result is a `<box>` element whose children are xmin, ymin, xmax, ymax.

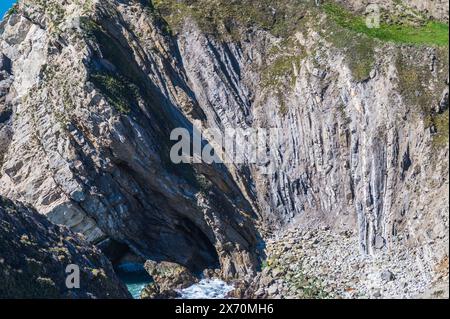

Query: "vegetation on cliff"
<box><xmin>323</xmin><ymin>2</ymin><xmax>449</xmax><ymax>46</ymax></box>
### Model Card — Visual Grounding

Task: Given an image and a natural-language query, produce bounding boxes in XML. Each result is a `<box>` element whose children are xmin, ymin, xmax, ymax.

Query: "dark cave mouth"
<box><xmin>96</xmin><ymin>230</ymin><xmax>221</xmax><ymax>285</ymax></box>
<box><xmin>98</xmin><ymin>236</ymin><xmax>220</xmax><ymax>299</ymax></box>
<box><xmin>114</xmin><ymin>262</ymin><xmax>153</xmax><ymax>299</ymax></box>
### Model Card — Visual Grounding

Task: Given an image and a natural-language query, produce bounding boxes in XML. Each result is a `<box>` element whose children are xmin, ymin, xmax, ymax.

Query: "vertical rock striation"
<box><xmin>0</xmin><ymin>0</ymin><xmax>448</xmax><ymax>289</ymax></box>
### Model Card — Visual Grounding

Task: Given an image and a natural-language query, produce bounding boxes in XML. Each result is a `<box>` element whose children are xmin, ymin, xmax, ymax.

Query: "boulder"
<box><xmin>381</xmin><ymin>270</ymin><xmax>396</xmax><ymax>282</ymax></box>
<box><xmin>144</xmin><ymin>260</ymin><xmax>198</xmax><ymax>291</ymax></box>
<box><xmin>0</xmin><ymin>195</ymin><xmax>131</xmax><ymax>299</ymax></box>
<box><xmin>226</xmin><ymin>279</ymin><xmax>249</xmax><ymax>298</ymax></box>
<box><xmin>202</xmin><ymin>268</ymin><xmax>222</xmax><ymax>279</ymax></box>
<box><xmin>140</xmin><ymin>283</ymin><xmax>180</xmax><ymax>300</ymax></box>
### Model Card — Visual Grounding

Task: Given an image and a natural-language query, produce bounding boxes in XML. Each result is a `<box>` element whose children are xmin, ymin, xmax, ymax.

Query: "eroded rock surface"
<box><xmin>144</xmin><ymin>260</ymin><xmax>198</xmax><ymax>290</ymax></box>
<box><xmin>0</xmin><ymin>0</ymin><xmax>262</xmax><ymax>279</ymax></box>
<box><xmin>140</xmin><ymin>259</ymin><xmax>199</xmax><ymax>299</ymax></box>
<box><xmin>0</xmin><ymin>195</ymin><xmax>130</xmax><ymax>299</ymax></box>
<box><xmin>0</xmin><ymin>0</ymin><xmax>448</xmax><ymax>298</ymax></box>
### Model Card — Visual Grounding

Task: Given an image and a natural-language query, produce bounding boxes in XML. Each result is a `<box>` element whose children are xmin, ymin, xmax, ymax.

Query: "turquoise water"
<box><xmin>115</xmin><ymin>263</ymin><xmax>152</xmax><ymax>299</ymax></box>
<box><xmin>114</xmin><ymin>262</ymin><xmax>234</xmax><ymax>299</ymax></box>
<box><xmin>1</xmin><ymin>0</ymin><xmax>16</xmax><ymax>19</ymax></box>
<box><xmin>121</xmin><ymin>272</ymin><xmax>152</xmax><ymax>299</ymax></box>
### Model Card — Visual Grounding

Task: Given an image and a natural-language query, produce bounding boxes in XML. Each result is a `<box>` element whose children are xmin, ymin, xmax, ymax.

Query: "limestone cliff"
<box><xmin>0</xmin><ymin>0</ymin><xmax>448</xmax><ymax>296</ymax></box>
<box><xmin>0</xmin><ymin>0</ymin><xmax>262</xmax><ymax>279</ymax></box>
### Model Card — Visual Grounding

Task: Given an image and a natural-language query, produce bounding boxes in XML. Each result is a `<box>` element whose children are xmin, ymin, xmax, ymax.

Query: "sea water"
<box><xmin>115</xmin><ymin>263</ymin><xmax>152</xmax><ymax>299</ymax></box>
<box><xmin>115</xmin><ymin>263</ymin><xmax>233</xmax><ymax>299</ymax></box>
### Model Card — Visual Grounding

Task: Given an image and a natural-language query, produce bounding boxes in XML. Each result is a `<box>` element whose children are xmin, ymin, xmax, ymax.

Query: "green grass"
<box><xmin>323</xmin><ymin>3</ymin><xmax>449</xmax><ymax>46</ymax></box>
<box><xmin>325</xmin><ymin>26</ymin><xmax>376</xmax><ymax>81</ymax></box>
<box><xmin>90</xmin><ymin>73</ymin><xmax>139</xmax><ymax>114</ymax></box>
<box><xmin>154</xmin><ymin>1</ymin><xmax>448</xmax><ymax>46</ymax></box>
<box><xmin>260</xmin><ymin>260</ymin><xmax>269</xmax><ymax>270</ymax></box>
<box><xmin>4</xmin><ymin>4</ymin><xmax>18</xmax><ymax>18</ymax></box>
<box><xmin>153</xmin><ymin>0</ymin><xmax>311</xmax><ymax>39</ymax></box>
<box><xmin>262</xmin><ymin>55</ymin><xmax>302</xmax><ymax>88</ymax></box>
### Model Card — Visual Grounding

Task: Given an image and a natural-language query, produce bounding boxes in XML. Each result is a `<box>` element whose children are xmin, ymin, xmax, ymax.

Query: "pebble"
<box><xmin>245</xmin><ymin>225</ymin><xmax>441</xmax><ymax>299</ymax></box>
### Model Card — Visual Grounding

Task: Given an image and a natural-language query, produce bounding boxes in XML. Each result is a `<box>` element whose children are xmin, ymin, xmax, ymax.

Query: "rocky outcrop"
<box><xmin>140</xmin><ymin>282</ymin><xmax>180</xmax><ymax>299</ymax></box>
<box><xmin>0</xmin><ymin>53</ymin><xmax>13</xmax><ymax>167</ymax></box>
<box><xmin>141</xmin><ymin>259</ymin><xmax>198</xmax><ymax>299</ymax></box>
<box><xmin>0</xmin><ymin>195</ymin><xmax>131</xmax><ymax>299</ymax></box>
<box><xmin>144</xmin><ymin>260</ymin><xmax>198</xmax><ymax>290</ymax></box>
<box><xmin>0</xmin><ymin>0</ymin><xmax>448</xmax><ymax>298</ymax></box>
<box><xmin>170</xmin><ymin>0</ymin><xmax>449</xmax><ymax>273</ymax></box>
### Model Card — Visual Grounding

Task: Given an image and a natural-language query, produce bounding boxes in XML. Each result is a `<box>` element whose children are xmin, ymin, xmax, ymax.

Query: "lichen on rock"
<box><xmin>0</xmin><ymin>195</ymin><xmax>131</xmax><ymax>299</ymax></box>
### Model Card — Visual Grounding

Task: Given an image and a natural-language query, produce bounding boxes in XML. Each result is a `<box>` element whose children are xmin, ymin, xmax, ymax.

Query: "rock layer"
<box><xmin>0</xmin><ymin>0</ymin><xmax>262</xmax><ymax>279</ymax></box>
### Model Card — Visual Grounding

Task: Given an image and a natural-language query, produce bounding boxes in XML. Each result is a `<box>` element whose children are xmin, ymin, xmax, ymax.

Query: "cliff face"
<box><xmin>0</xmin><ymin>0</ymin><xmax>448</xmax><ymax>289</ymax></box>
<box><xmin>0</xmin><ymin>0</ymin><xmax>262</xmax><ymax>279</ymax></box>
<box><xmin>169</xmin><ymin>0</ymin><xmax>449</xmax><ymax>281</ymax></box>
<box><xmin>0</xmin><ymin>195</ymin><xmax>131</xmax><ymax>298</ymax></box>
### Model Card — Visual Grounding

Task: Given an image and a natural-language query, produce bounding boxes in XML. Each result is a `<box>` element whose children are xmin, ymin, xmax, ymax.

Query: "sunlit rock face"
<box><xmin>0</xmin><ymin>0</ymin><xmax>262</xmax><ymax>279</ymax></box>
<box><xmin>0</xmin><ymin>0</ymin><xmax>448</xmax><ymax>290</ymax></box>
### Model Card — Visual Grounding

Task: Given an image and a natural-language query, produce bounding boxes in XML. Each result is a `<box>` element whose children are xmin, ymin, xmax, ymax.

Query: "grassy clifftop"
<box><xmin>152</xmin><ymin>0</ymin><xmax>448</xmax><ymax>47</ymax></box>
<box><xmin>152</xmin><ymin>0</ymin><xmax>313</xmax><ymax>38</ymax></box>
<box><xmin>323</xmin><ymin>2</ymin><xmax>449</xmax><ymax>46</ymax></box>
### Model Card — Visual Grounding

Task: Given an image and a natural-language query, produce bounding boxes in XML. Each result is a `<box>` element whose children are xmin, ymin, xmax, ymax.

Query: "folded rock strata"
<box><xmin>0</xmin><ymin>0</ymin><xmax>262</xmax><ymax>279</ymax></box>
<box><xmin>0</xmin><ymin>0</ymin><xmax>448</xmax><ymax>292</ymax></box>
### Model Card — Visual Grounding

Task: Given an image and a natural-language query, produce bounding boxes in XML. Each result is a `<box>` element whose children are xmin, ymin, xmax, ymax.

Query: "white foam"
<box><xmin>178</xmin><ymin>279</ymin><xmax>234</xmax><ymax>299</ymax></box>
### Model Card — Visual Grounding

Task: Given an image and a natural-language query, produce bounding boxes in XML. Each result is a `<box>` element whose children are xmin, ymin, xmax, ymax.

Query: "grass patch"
<box><xmin>325</xmin><ymin>26</ymin><xmax>376</xmax><ymax>81</ymax></box>
<box><xmin>260</xmin><ymin>260</ymin><xmax>270</xmax><ymax>270</ymax></box>
<box><xmin>395</xmin><ymin>48</ymin><xmax>448</xmax><ymax>110</ymax></box>
<box><xmin>394</xmin><ymin>48</ymin><xmax>448</xmax><ymax>148</ymax></box>
<box><xmin>432</xmin><ymin>110</ymin><xmax>449</xmax><ymax>147</ymax></box>
<box><xmin>323</xmin><ymin>2</ymin><xmax>449</xmax><ymax>46</ymax></box>
<box><xmin>4</xmin><ymin>4</ymin><xmax>18</xmax><ymax>18</ymax></box>
<box><xmin>261</xmin><ymin>55</ymin><xmax>301</xmax><ymax>116</ymax></box>
<box><xmin>262</xmin><ymin>55</ymin><xmax>302</xmax><ymax>88</ymax></box>
<box><xmin>80</xmin><ymin>16</ymin><xmax>100</xmax><ymax>38</ymax></box>
<box><xmin>261</xmin><ymin>37</ymin><xmax>308</xmax><ymax>115</ymax></box>
<box><xmin>153</xmin><ymin>0</ymin><xmax>311</xmax><ymax>39</ymax></box>
<box><xmin>89</xmin><ymin>73</ymin><xmax>139</xmax><ymax>114</ymax></box>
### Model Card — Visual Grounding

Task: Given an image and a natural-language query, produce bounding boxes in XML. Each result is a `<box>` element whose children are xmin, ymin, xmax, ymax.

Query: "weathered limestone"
<box><xmin>0</xmin><ymin>0</ymin><xmax>448</xmax><ymax>294</ymax></box>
